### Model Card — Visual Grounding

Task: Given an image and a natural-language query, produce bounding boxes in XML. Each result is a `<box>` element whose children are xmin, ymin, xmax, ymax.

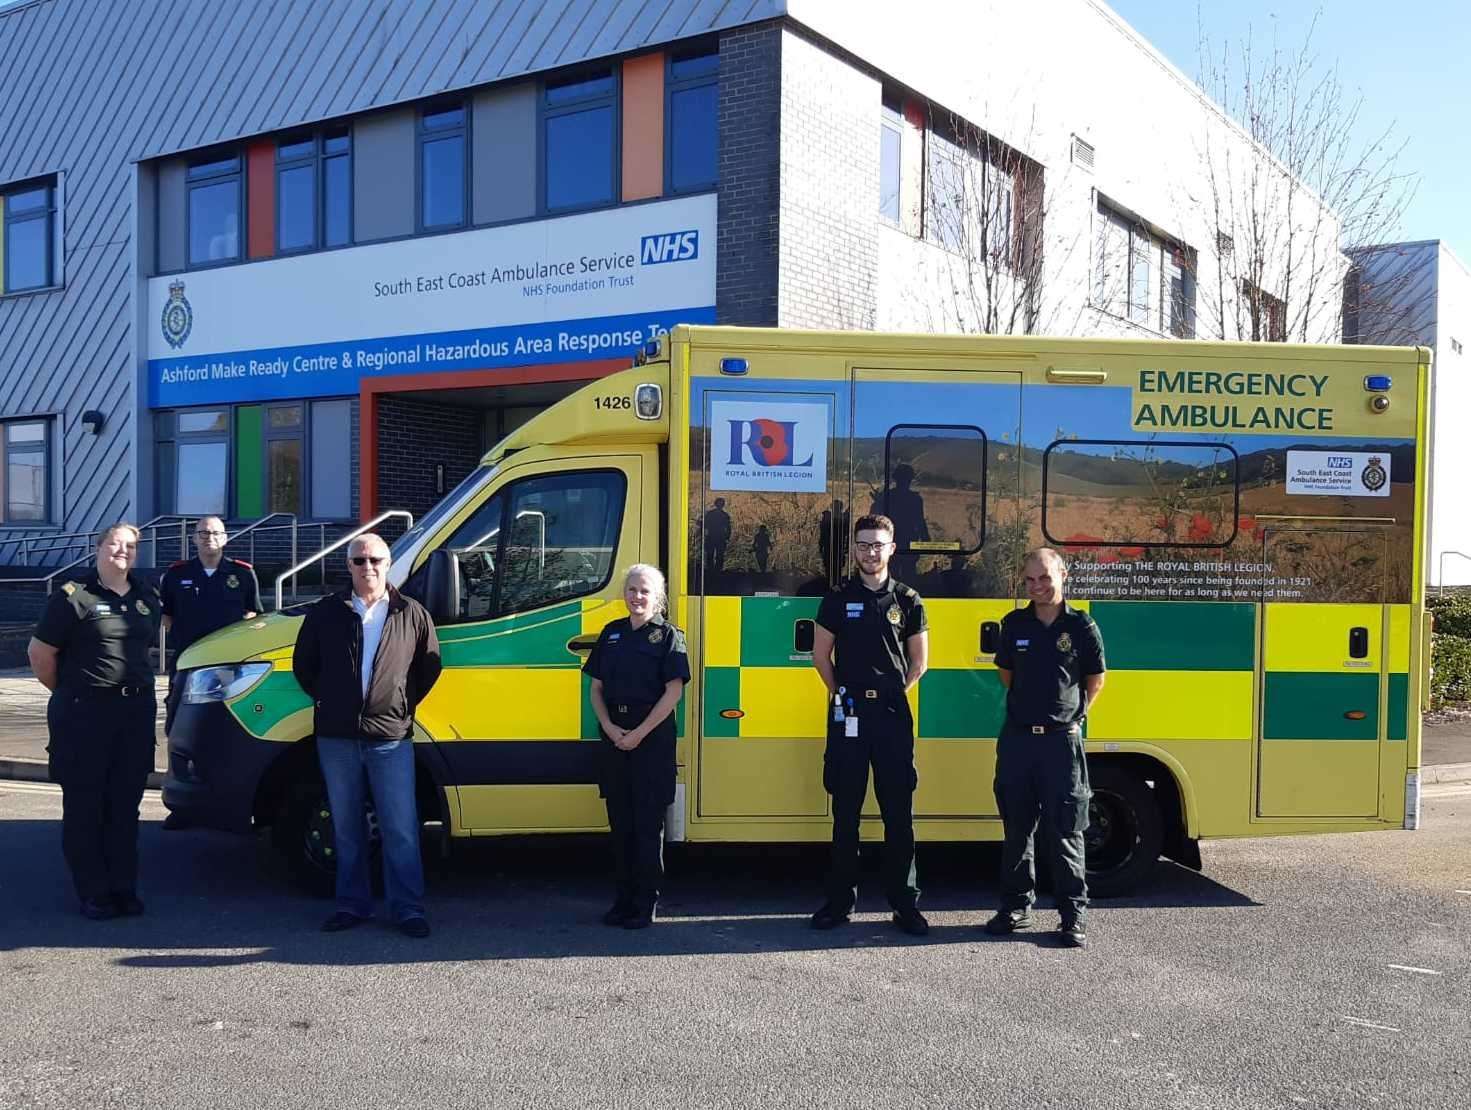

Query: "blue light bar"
<box><xmin>644</xmin><ymin>340</ymin><xmax>661</xmax><ymax>358</ymax></box>
<box><xmin>1364</xmin><ymin>374</ymin><xmax>1392</xmax><ymax>392</ymax></box>
<box><xmin>720</xmin><ymin>358</ymin><xmax>749</xmax><ymax>375</ymax></box>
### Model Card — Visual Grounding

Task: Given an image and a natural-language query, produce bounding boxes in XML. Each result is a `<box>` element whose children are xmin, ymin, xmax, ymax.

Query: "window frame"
<box><xmin>416</xmin><ymin>101</ymin><xmax>470</xmax><ymax>233</ymax></box>
<box><xmin>540</xmin><ymin>66</ymin><xmax>622</xmax><ymax>215</ymax></box>
<box><xmin>878</xmin><ymin>99</ymin><xmax>903</xmax><ymax>226</ymax></box>
<box><xmin>2</xmin><ymin>176</ymin><xmax>58</xmax><ymax>294</ymax></box>
<box><xmin>274</xmin><ymin>127</ymin><xmax>353</xmax><ymax>255</ymax></box>
<box><xmin>664</xmin><ymin>45</ymin><xmax>719</xmax><ymax>196</ymax></box>
<box><xmin>185</xmin><ymin>150</ymin><xmax>244</xmax><ymax>269</ymax></box>
<box><xmin>1040</xmin><ymin>437</ymin><xmax>1241</xmax><ymax>550</ymax></box>
<box><xmin>261</xmin><ymin>402</ymin><xmax>306</xmax><ymax>518</ymax></box>
<box><xmin>1</xmin><ymin>416</ymin><xmax>53</xmax><ymax>524</ymax></box>
<box><xmin>1094</xmin><ymin>199</ymin><xmax>1196</xmax><ymax>338</ymax></box>
<box><xmin>881</xmin><ymin>422</ymin><xmax>988</xmax><ymax>555</ymax></box>
<box><xmin>156</xmin><ymin>406</ymin><xmax>232</xmax><ymax>517</ymax></box>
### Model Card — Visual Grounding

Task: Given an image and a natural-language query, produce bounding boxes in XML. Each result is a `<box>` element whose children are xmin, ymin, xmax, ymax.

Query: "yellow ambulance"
<box><xmin>163</xmin><ymin>326</ymin><xmax>1433</xmax><ymax>894</ymax></box>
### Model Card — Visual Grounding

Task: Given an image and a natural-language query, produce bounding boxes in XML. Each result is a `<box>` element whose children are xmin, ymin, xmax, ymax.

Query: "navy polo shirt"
<box><xmin>994</xmin><ymin>601</ymin><xmax>1106</xmax><ymax>728</ymax></box>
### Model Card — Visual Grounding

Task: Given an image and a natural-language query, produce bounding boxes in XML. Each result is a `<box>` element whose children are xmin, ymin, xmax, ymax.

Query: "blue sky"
<box><xmin>1109</xmin><ymin>0</ymin><xmax>1471</xmax><ymax>265</ymax></box>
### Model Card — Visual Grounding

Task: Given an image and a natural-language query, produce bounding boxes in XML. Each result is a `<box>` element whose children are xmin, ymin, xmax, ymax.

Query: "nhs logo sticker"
<box><xmin>640</xmin><ymin>229</ymin><xmax>699</xmax><ymax>265</ymax></box>
<box><xmin>709</xmin><ymin>400</ymin><xmax>829</xmax><ymax>493</ymax></box>
<box><xmin>1285</xmin><ymin>449</ymin><xmax>1392</xmax><ymax>498</ymax></box>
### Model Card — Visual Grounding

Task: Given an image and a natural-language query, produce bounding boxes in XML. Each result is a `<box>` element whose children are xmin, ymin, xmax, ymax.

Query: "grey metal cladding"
<box><xmin>353</xmin><ymin>108</ymin><xmax>416</xmax><ymax>242</ymax></box>
<box><xmin>471</xmin><ymin>83</ymin><xmax>537</xmax><ymax>225</ymax></box>
<box><xmin>156</xmin><ymin>160</ymin><xmax>187</xmax><ymax>274</ymax></box>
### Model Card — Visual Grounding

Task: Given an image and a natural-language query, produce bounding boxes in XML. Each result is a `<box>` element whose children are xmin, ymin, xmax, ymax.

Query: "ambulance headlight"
<box><xmin>183</xmin><ymin>662</ymin><xmax>272</xmax><ymax>703</ymax></box>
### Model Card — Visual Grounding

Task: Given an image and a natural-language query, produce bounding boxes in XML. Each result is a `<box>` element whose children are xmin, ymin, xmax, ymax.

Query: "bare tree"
<box><xmin>1188</xmin><ymin>11</ymin><xmax>1421</xmax><ymax>344</ymax></box>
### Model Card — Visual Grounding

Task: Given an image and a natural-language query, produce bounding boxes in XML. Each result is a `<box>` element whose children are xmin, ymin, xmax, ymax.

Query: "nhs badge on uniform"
<box><xmin>1016</xmin><ymin>638</ymin><xmax>1030</xmax><ymax>650</ymax></box>
<box><xmin>845</xmin><ymin>602</ymin><xmax>864</xmax><ymax>620</ymax></box>
<box><xmin>608</xmin><ymin>633</ymin><xmax>621</xmax><ymax>642</ymax></box>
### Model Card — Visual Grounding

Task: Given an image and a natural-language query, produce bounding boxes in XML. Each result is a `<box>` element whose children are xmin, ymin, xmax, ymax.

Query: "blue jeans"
<box><xmin>316</xmin><ymin>737</ymin><xmax>425</xmax><ymax>923</ymax></box>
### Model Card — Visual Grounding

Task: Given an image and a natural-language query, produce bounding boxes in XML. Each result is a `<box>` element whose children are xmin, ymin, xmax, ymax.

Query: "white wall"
<box><xmin>789</xmin><ymin>0</ymin><xmax>1347</xmax><ymax>344</ymax></box>
<box><xmin>1430</xmin><ymin>246</ymin><xmax>1471</xmax><ymax>586</ymax></box>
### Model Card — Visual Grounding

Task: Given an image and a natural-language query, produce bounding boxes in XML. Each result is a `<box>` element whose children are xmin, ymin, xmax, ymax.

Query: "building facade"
<box><xmin>0</xmin><ymin>0</ymin><xmax>1346</xmax><ymax>571</ymax></box>
<box><xmin>1349</xmin><ymin>240</ymin><xmax>1471</xmax><ymax>586</ymax></box>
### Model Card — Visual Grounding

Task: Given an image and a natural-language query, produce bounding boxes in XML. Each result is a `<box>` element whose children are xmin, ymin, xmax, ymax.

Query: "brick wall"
<box><xmin>376</xmin><ymin>396</ymin><xmax>483</xmax><ymax>522</ymax></box>
<box><xmin>717</xmin><ymin>22</ymin><xmax>781</xmax><ymax>327</ymax></box>
<box><xmin>778</xmin><ymin>29</ymin><xmax>880</xmax><ymax>330</ymax></box>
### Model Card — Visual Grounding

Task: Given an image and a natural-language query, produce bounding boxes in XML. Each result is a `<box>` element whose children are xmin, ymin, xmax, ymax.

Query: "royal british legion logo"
<box><xmin>726</xmin><ymin>417</ymin><xmax>813</xmax><ymax>469</ymax></box>
<box><xmin>161</xmin><ymin>279</ymin><xmax>193</xmax><ymax>350</ymax></box>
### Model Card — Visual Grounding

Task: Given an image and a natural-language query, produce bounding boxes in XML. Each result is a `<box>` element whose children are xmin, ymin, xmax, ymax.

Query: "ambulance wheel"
<box><xmin>273</xmin><ymin>774</ymin><xmax>381</xmax><ymax>895</ymax></box>
<box><xmin>1084</xmin><ymin>764</ymin><xmax>1163</xmax><ymax>896</ymax></box>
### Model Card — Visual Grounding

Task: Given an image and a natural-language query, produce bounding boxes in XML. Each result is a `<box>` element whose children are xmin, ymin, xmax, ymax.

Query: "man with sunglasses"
<box><xmin>809</xmin><ymin>514</ymin><xmax>930</xmax><ymax>936</ymax></box>
<box><xmin>159</xmin><ymin>517</ymin><xmax>261</xmax><ymax>827</ymax></box>
<box><xmin>293</xmin><ymin>534</ymin><xmax>441</xmax><ymax>938</ymax></box>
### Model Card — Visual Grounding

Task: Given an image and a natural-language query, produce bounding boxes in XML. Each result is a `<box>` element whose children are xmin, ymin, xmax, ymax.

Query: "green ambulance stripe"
<box><xmin>1388</xmin><ymin>672</ymin><xmax>1408</xmax><ymax>741</ymax></box>
<box><xmin>1089</xmin><ymin>602</ymin><xmax>1255</xmax><ymax>670</ymax></box>
<box><xmin>227</xmin><ymin>669</ymin><xmax>311</xmax><ymax>734</ymax></box>
<box><xmin>437</xmin><ymin>601</ymin><xmax>582</xmax><ymax>668</ymax></box>
<box><xmin>1263</xmin><ymin>672</ymin><xmax>1379</xmax><ymax>740</ymax></box>
<box><xmin>740</xmin><ymin>596</ymin><xmax>821</xmax><ymax>667</ymax></box>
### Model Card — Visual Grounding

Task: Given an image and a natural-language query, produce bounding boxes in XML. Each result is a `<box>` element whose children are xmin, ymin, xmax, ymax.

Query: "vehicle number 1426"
<box><xmin>595</xmin><ymin>395</ymin><xmax>631</xmax><ymax>410</ymax></box>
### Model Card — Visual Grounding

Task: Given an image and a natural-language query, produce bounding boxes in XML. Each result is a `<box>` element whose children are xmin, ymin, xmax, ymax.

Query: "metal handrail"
<box><xmin>1436</xmin><ymin>551</ymin><xmax>1471</xmax><ymax>592</ymax></box>
<box><xmin>4</xmin><ymin>514</ymin><xmax>190</xmax><ymax>565</ymax></box>
<box><xmin>274</xmin><ymin>510</ymin><xmax>413</xmax><ymax>611</ymax></box>
<box><xmin>1</xmin><ymin>515</ymin><xmax>192</xmax><ymax>591</ymax></box>
<box><xmin>228</xmin><ymin>512</ymin><xmax>298</xmax><ymax>573</ymax></box>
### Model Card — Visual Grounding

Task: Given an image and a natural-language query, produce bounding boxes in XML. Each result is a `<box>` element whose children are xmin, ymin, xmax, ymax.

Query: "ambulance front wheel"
<box><xmin>1084</xmin><ymin>763</ymin><xmax>1164</xmax><ymax>896</ymax></box>
<box><xmin>272</xmin><ymin>771</ymin><xmax>381</xmax><ymax>895</ymax></box>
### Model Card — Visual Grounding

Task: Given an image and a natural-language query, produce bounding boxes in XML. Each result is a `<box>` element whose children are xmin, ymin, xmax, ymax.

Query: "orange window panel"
<box><xmin>622</xmin><ymin>53</ymin><xmax>665</xmax><ymax>201</ymax></box>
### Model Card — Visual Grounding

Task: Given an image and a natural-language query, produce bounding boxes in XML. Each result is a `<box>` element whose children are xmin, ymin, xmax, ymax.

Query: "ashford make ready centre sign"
<box><xmin>146</xmin><ymin>193</ymin><xmax>717</xmax><ymax>407</ymax></box>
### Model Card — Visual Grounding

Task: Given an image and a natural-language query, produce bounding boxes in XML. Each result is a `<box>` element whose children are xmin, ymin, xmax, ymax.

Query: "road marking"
<box><xmin>1341</xmin><ymin>1016</ymin><xmax>1400</xmax><ymax>1032</ymax></box>
<box><xmin>0</xmin><ymin>780</ymin><xmax>61</xmax><ymax>795</ymax></box>
<box><xmin>1456</xmin><ymin>890</ymin><xmax>1471</xmax><ymax>896</ymax></box>
<box><xmin>1387</xmin><ymin>964</ymin><xmax>1442</xmax><ymax>976</ymax></box>
<box><xmin>1424</xmin><ymin>783</ymin><xmax>1471</xmax><ymax>798</ymax></box>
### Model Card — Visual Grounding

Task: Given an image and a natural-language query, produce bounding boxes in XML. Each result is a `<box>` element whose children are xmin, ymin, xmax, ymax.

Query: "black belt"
<box><xmin>1014</xmin><ymin>722</ymin><xmax>1080</xmax><ymax>736</ymax></box>
<box><xmin>613</xmin><ymin>701</ymin><xmax>654</xmax><ymax>715</ymax></box>
<box><xmin>74</xmin><ymin>683</ymin><xmax>151</xmax><ymax>698</ymax></box>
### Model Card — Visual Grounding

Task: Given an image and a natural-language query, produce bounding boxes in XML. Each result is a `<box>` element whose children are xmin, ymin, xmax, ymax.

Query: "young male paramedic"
<box><xmin>809</xmin><ymin>514</ymin><xmax>930</xmax><ymax>936</ymax></box>
<box><xmin>986</xmin><ymin>548</ymin><xmax>1106</xmax><ymax>949</ymax></box>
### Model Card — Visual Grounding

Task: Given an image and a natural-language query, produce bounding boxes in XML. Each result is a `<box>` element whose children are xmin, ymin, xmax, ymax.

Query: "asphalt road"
<box><xmin>0</xmin><ymin>784</ymin><xmax>1467</xmax><ymax>1110</ymax></box>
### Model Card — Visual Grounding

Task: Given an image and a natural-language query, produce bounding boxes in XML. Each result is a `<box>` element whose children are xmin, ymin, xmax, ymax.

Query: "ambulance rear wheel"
<box><xmin>1084</xmin><ymin>764</ymin><xmax>1163</xmax><ymax>896</ymax></box>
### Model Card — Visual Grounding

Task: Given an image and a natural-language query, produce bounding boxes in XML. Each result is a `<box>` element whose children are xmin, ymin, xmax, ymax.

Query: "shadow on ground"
<box><xmin>0</xmin><ymin>816</ymin><xmax>1257</xmax><ymax>968</ymax></box>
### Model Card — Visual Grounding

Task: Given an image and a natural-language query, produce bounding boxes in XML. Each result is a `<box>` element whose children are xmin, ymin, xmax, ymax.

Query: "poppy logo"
<box><xmin>726</xmin><ymin>418</ymin><xmax>813</xmax><ymax>468</ymax></box>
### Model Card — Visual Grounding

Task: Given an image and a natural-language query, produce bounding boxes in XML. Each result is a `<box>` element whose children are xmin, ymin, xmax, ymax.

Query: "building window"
<box><xmin>277</xmin><ymin>127</ymin><xmax>352</xmax><ymax>253</ymax></box>
<box><xmin>1094</xmin><ymin>202</ymin><xmax>1195</xmax><ymax>337</ymax></box>
<box><xmin>1</xmin><ymin>418</ymin><xmax>51</xmax><ymax>523</ymax></box>
<box><xmin>156</xmin><ymin>408</ymin><xmax>229</xmax><ymax>516</ymax></box>
<box><xmin>1240</xmin><ymin>279</ymin><xmax>1287</xmax><ymax>342</ymax></box>
<box><xmin>666</xmin><ymin>47</ymin><xmax>718</xmax><ymax>194</ymax></box>
<box><xmin>879</xmin><ymin>99</ymin><xmax>902</xmax><ymax>225</ymax></box>
<box><xmin>264</xmin><ymin>404</ymin><xmax>304</xmax><ymax>515</ymax></box>
<box><xmin>543</xmin><ymin>70</ymin><xmax>618</xmax><ymax>212</ymax></box>
<box><xmin>2</xmin><ymin>178</ymin><xmax>57</xmax><ymax>293</ymax></box>
<box><xmin>924</xmin><ymin>122</ymin><xmax>1013</xmax><ymax>261</ymax></box>
<box><xmin>419</xmin><ymin>104</ymin><xmax>467</xmax><ymax>231</ymax></box>
<box><xmin>187</xmin><ymin>154</ymin><xmax>242</xmax><ymax>266</ymax></box>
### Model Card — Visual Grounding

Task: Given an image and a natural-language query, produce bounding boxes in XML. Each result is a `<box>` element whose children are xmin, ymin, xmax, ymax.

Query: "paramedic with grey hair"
<box><xmin>985</xmin><ymin>547</ymin><xmax>1106</xmax><ymax>949</ymax></box>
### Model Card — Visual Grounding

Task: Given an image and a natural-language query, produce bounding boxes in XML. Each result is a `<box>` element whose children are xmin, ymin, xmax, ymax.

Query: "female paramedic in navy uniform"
<box><xmin>584</xmin><ymin>564</ymin><xmax>690</xmax><ymax>929</ymax></box>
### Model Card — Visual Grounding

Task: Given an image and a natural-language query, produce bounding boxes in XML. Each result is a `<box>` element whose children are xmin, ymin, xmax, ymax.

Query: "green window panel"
<box><xmin>1263</xmin><ymin>672</ymin><xmax>1380</xmax><ymax>740</ymax></box>
<box><xmin>703</xmin><ymin>666</ymin><xmax>741</xmax><ymax>737</ymax></box>
<box><xmin>235</xmin><ymin>405</ymin><xmax>264</xmax><ymax>518</ymax></box>
<box><xmin>1090</xmin><ymin>601</ymin><xmax>1255</xmax><ymax>671</ymax></box>
<box><xmin>1387</xmin><ymin>672</ymin><xmax>1409</xmax><ymax>741</ymax></box>
<box><xmin>919</xmin><ymin>668</ymin><xmax>1007</xmax><ymax>739</ymax></box>
<box><xmin>740</xmin><ymin>596</ymin><xmax>821</xmax><ymax>668</ymax></box>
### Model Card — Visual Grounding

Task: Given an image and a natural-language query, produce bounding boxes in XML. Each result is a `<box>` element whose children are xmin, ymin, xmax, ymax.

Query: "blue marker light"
<box><xmin>719</xmin><ymin>357</ymin><xmax>749</xmax><ymax>375</ymax></box>
<box><xmin>1364</xmin><ymin>374</ymin><xmax>1392</xmax><ymax>392</ymax></box>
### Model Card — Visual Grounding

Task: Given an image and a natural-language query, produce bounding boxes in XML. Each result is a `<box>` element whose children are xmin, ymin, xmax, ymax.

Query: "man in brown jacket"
<box><xmin>293</xmin><ymin>533</ymin><xmax>441</xmax><ymax>937</ymax></box>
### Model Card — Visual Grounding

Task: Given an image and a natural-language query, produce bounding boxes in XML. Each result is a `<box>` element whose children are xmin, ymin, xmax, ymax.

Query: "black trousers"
<box><xmin>601</xmin><ymin>706</ymin><xmax>676</xmax><ymax>913</ymax></box>
<box><xmin>163</xmin><ymin>669</ymin><xmax>184</xmax><ymax>736</ymax></box>
<box><xmin>46</xmin><ymin>688</ymin><xmax>157</xmax><ymax>902</ymax></box>
<box><xmin>993</xmin><ymin>722</ymin><xmax>1091</xmax><ymax>924</ymax></box>
<box><xmin>822</xmin><ymin>694</ymin><xmax>920</xmax><ymax>915</ymax></box>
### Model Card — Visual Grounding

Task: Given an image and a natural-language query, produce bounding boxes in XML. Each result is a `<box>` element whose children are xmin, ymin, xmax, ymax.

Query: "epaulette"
<box><xmin>895</xmin><ymin>582</ymin><xmax>918</xmax><ymax>599</ymax></box>
<box><xmin>61</xmin><ymin>581</ymin><xmax>78</xmax><ymax>596</ymax></box>
<box><xmin>231</xmin><ymin>558</ymin><xmax>253</xmax><ymax>569</ymax></box>
<box><xmin>168</xmin><ymin>559</ymin><xmax>189</xmax><ymax>569</ymax></box>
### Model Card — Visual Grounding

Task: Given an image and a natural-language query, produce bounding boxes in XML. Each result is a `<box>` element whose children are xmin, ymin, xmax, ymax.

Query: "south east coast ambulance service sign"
<box><xmin>145</xmin><ymin>193</ymin><xmax>716</xmax><ymax>407</ymax></box>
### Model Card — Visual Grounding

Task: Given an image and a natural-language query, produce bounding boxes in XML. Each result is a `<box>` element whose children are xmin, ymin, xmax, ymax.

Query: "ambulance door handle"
<box><xmin>566</xmin><ymin>636</ymin><xmax>598</xmax><ymax>654</ymax></box>
<box><xmin>980</xmin><ymin>621</ymin><xmax>1000</xmax><ymax>655</ymax></box>
<box><xmin>794</xmin><ymin>619</ymin><xmax>815</xmax><ymax>655</ymax></box>
<box><xmin>1348</xmin><ymin>627</ymin><xmax>1369</xmax><ymax>659</ymax></box>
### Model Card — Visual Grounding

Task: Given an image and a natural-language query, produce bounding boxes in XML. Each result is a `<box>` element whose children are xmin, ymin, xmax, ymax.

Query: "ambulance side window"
<box><xmin>495</xmin><ymin>470</ymin><xmax>625</xmax><ymax>616</ymax></box>
<box><xmin>1042</xmin><ymin>439</ymin><xmax>1239</xmax><ymax>548</ymax></box>
<box><xmin>401</xmin><ymin>491</ymin><xmax>505</xmax><ymax>622</ymax></box>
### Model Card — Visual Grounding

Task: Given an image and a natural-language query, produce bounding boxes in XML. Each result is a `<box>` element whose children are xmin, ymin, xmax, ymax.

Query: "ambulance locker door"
<box><xmin>693</xmin><ymin>387</ymin><xmax>839</xmax><ymax>819</ymax></box>
<box><xmin>1257</xmin><ymin>528</ymin><xmax>1388</xmax><ymax>818</ymax></box>
<box><xmin>850</xmin><ymin>368</ymin><xmax>1023</xmax><ymax>820</ymax></box>
<box><xmin>411</xmin><ymin>452</ymin><xmax>649</xmax><ymax>833</ymax></box>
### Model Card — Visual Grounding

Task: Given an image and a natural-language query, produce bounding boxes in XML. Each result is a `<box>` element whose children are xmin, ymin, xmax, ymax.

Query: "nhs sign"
<box><xmin>641</xmin><ymin>229</ymin><xmax>700</xmax><ymax>265</ymax></box>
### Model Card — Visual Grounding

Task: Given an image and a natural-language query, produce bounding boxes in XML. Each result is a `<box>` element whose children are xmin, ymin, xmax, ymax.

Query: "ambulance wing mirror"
<box><xmin>980</xmin><ymin>621</ymin><xmax>1000</xmax><ymax>655</ymax></box>
<box><xmin>793</xmin><ymin>619</ymin><xmax>815</xmax><ymax>655</ymax></box>
<box><xmin>424</xmin><ymin>549</ymin><xmax>462</xmax><ymax>624</ymax></box>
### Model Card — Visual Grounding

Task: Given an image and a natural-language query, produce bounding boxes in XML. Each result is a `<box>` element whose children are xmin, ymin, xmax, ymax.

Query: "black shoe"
<box><xmin>79</xmin><ymin>897</ymin><xmax>118</xmax><ymax>921</ymax></box>
<box><xmin>111</xmin><ymin>893</ymin><xmax>145</xmax><ymax>917</ymax></box>
<box><xmin>622</xmin><ymin>907</ymin><xmax>655</xmax><ymax>930</ymax></box>
<box><xmin>809</xmin><ymin>904</ymin><xmax>850</xmax><ymax>930</ymax></box>
<box><xmin>161</xmin><ymin>812</ymin><xmax>191</xmax><ymax>831</ymax></box>
<box><xmin>398</xmin><ymin>916</ymin><xmax>431</xmax><ymax>939</ymax></box>
<box><xmin>321</xmin><ymin>911</ymin><xmax>367</xmax><ymax>933</ymax></box>
<box><xmin>1058</xmin><ymin>922</ymin><xmax>1088</xmax><ymax>949</ymax></box>
<box><xmin>983</xmin><ymin>909</ymin><xmax>1034</xmax><ymax>935</ymax></box>
<box><xmin>602</xmin><ymin>903</ymin><xmax>635</xmax><ymax>927</ymax></box>
<box><xmin>891</xmin><ymin>909</ymin><xmax>930</xmax><ymax>937</ymax></box>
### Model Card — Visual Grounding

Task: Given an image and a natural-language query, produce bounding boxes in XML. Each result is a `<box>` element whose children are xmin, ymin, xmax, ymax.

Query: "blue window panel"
<box><xmin>423</xmin><ymin>106</ymin><xmax>466</xmax><ymax>131</ymax></box>
<box><xmin>324</xmin><ymin>154</ymin><xmax>351</xmax><ymax>247</ymax></box>
<box><xmin>277</xmin><ymin>163</ymin><xmax>315</xmax><ymax>252</ymax></box>
<box><xmin>278</xmin><ymin>137</ymin><xmax>314</xmax><ymax>161</ymax></box>
<box><xmin>6</xmin><ymin>217</ymin><xmax>49</xmax><ymax>289</ymax></box>
<box><xmin>670</xmin><ymin>52</ymin><xmax>718</xmax><ymax>81</ymax></box>
<box><xmin>545</xmin><ymin>74</ymin><xmax>615</xmax><ymax>106</ymax></box>
<box><xmin>188</xmin><ymin>179</ymin><xmax>240</xmax><ymax>264</ymax></box>
<box><xmin>545</xmin><ymin>106</ymin><xmax>615</xmax><ymax>210</ymax></box>
<box><xmin>6</xmin><ymin>187</ymin><xmax>48</xmax><ymax>213</ymax></box>
<box><xmin>188</xmin><ymin>156</ymin><xmax>239</xmax><ymax>180</ymax></box>
<box><xmin>421</xmin><ymin>134</ymin><xmax>466</xmax><ymax>228</ymax></box>
<box><xmin>669</xmin><ymin>83</ymin><xmax>717</xmax><ymax>193</ymax></box>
